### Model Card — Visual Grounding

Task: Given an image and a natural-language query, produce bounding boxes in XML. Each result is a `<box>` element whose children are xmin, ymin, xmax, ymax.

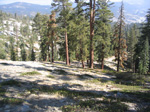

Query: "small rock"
<box><xmin>5</xmin><ymin>105</ymin><xmax>10</xmax><ymax>109</ymax></box>
<box><xmin>21</xmin><ymin>104</ymin><xmax>30</xmax><ymax>112</ymax></box>
<box><xmin>106</xmin><ymin>85</ymin><xmax>113</xmax><ymax>90</ymax></box>
<box><xmin>60</xmin><ymin>99</ymin><xmax>65</xmax><ymax>103</ymax></box>
<box><xmin>106</xmin><ymin>85</ymin><xmax>112</xmax><ymax>88</ymax></box>
<box><xmin>117</xmin><ymin>92</ymin><xmax>123</xmax><ymax>97</ymax></box>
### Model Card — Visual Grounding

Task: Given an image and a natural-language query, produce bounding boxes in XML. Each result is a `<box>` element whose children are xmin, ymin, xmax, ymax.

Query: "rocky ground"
<box><xmin>0</xmin><ymin>59</ymin><xmax>149</xmax><ymax>112</ymax></box>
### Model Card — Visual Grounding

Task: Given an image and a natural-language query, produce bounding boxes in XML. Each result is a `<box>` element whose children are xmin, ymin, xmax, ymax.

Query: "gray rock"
<box><xmin>5</xmin><ymin>105</ymin><xmax>10</xmax><ymax>109</ymax></box>
<box><xmin>117</xmin><ymin>92</ymin><xmax>123</xmax><ymax>97</ymax></box>
<box><xmin>21</xmin><ymin>104</ymin><xmax>30</xmax><ymax>112</ymax></box>
<box><xmin>106</xmin><ymin>85</ymin><xmax>112</xmax><ymax>88</ymax></box>
<box><xmin>60</xmin><ymin>99</ymin><xmax>66</xmax><ymax>103</ymax></box>
<box><xmin>0</xmin><ymin>108</ymin><xmax>3</xmax><ymax>111</ymax></box>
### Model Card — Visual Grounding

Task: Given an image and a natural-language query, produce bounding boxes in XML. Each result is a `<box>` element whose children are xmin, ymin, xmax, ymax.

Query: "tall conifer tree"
<box><xmin>47</xmin><ymin>11</ymin><xmax>57</xmax><ymax>63</ymax></box>
<box><xmin>135</xmin><ymin>9</ymin><xmax>150</xmax><ymax>74</ymax></box>
<box><xmin>113</xmin><ymin>2</ymin><xmax>127</xmax><ymax>72</ymax></box>
<box><xmin>32</xmin><ymin>13</ymin><xmax>49</xmax><ymax>61</ymax></box>
<box><xmin>52</xmin><ymin>0</ymin><xmax>72</xmax><ymax>65</ymax></box>
<box><xmin>75</xmin><ymin>0</ymin><xmax>95</xmax><ymax>68</ymax></box>
<box><xmin>127</xmin><ymin>24</ymin><xmax>138</xmax><ymax>72</ymax></box>
<box><xmin>89</xmin><ymin>0</ymin><xmax>96</xmax><ymax>69</ymax></box>
<box><xmin>72</xmin><ymin>0</ymin><xmax>89</xmax><ymax>68</ymax></box>
<box><xmin>95</xmin><ymin>0</ymin><xmax>113</xmax><ymax>70</ymax></box>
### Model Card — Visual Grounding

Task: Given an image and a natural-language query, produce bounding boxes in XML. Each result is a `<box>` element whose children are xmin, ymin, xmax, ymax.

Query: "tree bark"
<box><xmin>82</xmin><ymin>60</ymin><xmax>85</xmax><ymax>68</ymax></box>
<box><xmin>90</xmin><ymin>0</ymin><xmax>95</xmax><ymax>69</ymax></box>
<box><xmin>133</xmin><ymin>62</ymin><xmax>135</xmax><ymax>73</ymax></box>
<box><xmin>101</xmin><ymin>44</ymin><xmax>104</xmax><ymax>70</ymax></box>
<box><xmin>52</xmin><ymin>31</ymin><xmax>54</xmax><ymax>63</ymax></box>
<box><xmin>65</xmin><ymin>31</ymin><xmax>70</xmax><ymax>65</ymax></box>
<box><xmin>45</xmin><ymin>55</ymin><xmax>47</xmax><ymax>62</ymax></box>
<box><xmin>117</xmin><ymin>34</ymin><xmax>121</xmax><ymax>72</ymax></box>
<box><xmin>52</xmin><ymin>40</ymin><xmax>54</xmax><ymax>63</ymax></box>
<box><xmin>117</xmin><ymin>2</ymin><xmax>123</xmax><ymax>72</ymax></box>
<box><xmin>48</xmin><ymin>46</ymin><xmax>51</xmax><ymax>62</ymax></box>
<box><xmin>101</xmin><ymin>57</ymin><xmax>104</xmax><ymax>70</ymax></box>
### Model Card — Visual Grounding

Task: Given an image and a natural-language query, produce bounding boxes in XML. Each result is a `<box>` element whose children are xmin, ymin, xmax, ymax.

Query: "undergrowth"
<box><xmin>21</xmin><ymin>71</ymin><xmax>41</xmax><ymax>76</ymax></box>
<box><xmin>62</xmin><ymin>99</ymin><xmax>128</xmax><ymax>112</ymax></box>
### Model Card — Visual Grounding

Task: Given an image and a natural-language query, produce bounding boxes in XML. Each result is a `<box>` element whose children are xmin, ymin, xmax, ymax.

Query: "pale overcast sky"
<box><xmin>0</xmin><ymin>0</ymin><xmax>148</xmax><ymax>5</ymax></box>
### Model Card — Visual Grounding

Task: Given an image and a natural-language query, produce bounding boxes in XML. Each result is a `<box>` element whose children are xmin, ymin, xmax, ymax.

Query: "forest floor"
<box><xmin>0</xmin><ymin>58</ymin><xmax>150</xmax><ymax>112</ymax></box>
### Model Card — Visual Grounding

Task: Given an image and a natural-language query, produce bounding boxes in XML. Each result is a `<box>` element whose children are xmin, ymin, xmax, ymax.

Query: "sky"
<box><xmin>0</xmin><ymin>0</ymin><xmax>149</xmax><ymax>5</ymax></box>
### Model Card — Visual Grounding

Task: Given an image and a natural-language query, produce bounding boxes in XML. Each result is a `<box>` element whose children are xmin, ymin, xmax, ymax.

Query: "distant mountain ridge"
<box><xmin>0</xmin><ymin>2</ymin><xmax>51</xmax><ymax>16</ymax></box>
<box><xmin>112</xmin><ymin>2</ymin><xmax>148</xmax><ymax>23</ymax></box>
<box><xmin>0</xmin><ymin>2</ymin><xmax>149</xmax><ymax>23</ymax></box>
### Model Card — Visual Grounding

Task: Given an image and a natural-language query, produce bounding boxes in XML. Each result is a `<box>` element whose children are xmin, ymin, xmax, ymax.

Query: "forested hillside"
<box><xmin>0</xmin><ymin>11</ymin><xmax>39</xmax><ymax>61</ymax></box>
<box><xmin>0</xmin><ymin>0</ymin><xmax>150</xmax><ymax>112</ymax></box>
<box><xmin>0</xmin><ymin>0</ymin><xmax>149</xmax><ymax>74</ymax></box>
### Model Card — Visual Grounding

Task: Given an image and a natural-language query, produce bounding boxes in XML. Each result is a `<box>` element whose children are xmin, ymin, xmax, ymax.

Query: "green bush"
<box><xmin>21</xmin><ymin>71</ymin><xmax>41</xmax><ymax>76</ymax></box>
<box><xmin>47</xmin><ymin>75</ymin><xmax>55</xmax><ymax>78</ymax></box>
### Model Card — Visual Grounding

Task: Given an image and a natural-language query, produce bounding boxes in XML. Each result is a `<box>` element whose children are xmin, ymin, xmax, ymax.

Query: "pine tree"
<box><xmin>0</xmin><ymin>35</ymin><xmax>6</xmax><ymax>59</ymax></box>
<box><xmin>10</xmin><ymin>46</ymin><xmax>16</xmax><ymax>61</ymax></box>
<box><xmin>127</xmin><ymin>24</ymin><xmax>139</xmax><ymax>72</ymax></box>
<box><xmin>40</xmin><ymin>36</ymin><xmax>48</xmax><ymax>61</ymax></box>
<box><xmin>9</xmin><ymin>36</ymin><xmax>16</xmax><ymax>61</ymax></box>
<box><xmin>0</xmin><ymin>10</ymin><xmax>4</xmax><ymax>31</ymax></box>
<box><xmin>113</xmin><ymin>2</ymin><xmax>127</xmax><ymax>72</ymax></box>
<box><xmin>75</xmin><ymin>0</ymin><xmax>95</xmax><ymax>68</ymax></box>
<box><xmin>139</xmin><ymin>37</ymin><xmax>149</xmax><ymax>74</ymax></box>
<box><xmin>89</xmin><ymin>0</ymin><xmax>96</xmax><ymax>69</ymax></box>
<box><xmin>47</xmin><ymin>11</ymin><xmax>57</xmax><ymax>63</ymax></box>
<box><xmin>72</xmin><ymin>0</ymin><xmax>89</xmax><ymax>68</ymax></box>
<box><xmin>134</xmin><ymin>9</ymin><xmax>150</xmax><ymax>74</ymax></box>
<box><xmin>20</xmin><ymin>24</ymin><xmax>30</xmax><ymax>37</ymax></box>
<box><xmin>20</xmin><ymin>43</ymin><xmax>26</xmax><ymax>61</ymax></box>
<box><xmin>52</xmin><ymin>0</ymin><xmax>72</xmax><ymax>65</ymax></box>
<box><xmin>95</xmin><ymin>0</ymin><xmax>113</xmax><ymax>70</ymax></box>
<box><xmin>32</xmin><ymin>13</ymin><xmax>49</xmax><ymax>61</ymax></box>
<box><xmin>13</xmin><ymin>22</ymin><xmax>19</xmax><ymax>61</ymax></box>
<box><xmin>31</xmin><ymin>48</ymin><xmax>35</xmax><ymax>61</ymax></box>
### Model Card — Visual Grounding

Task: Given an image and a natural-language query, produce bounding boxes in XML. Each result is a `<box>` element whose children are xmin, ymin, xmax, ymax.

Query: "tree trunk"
<box><xmin>117</xmin><ymin>2</ymin><xmax>123</xmax><ymax>72</ymax></box>
<box><xmin>101</xmin><ymin>32</ymin><xmax>105</xmax><ymax>70</ymax></box>
<box><xmin>90</xmin><ymin>0</ymin><xmax>95</xmax><ymax>69</ymax></box>
<box><xmin>51</xmin><ymin>31</ymin><xmax>54</xmax><ymax>63</ymax></box>
<box><xmin>16</xmin><ymin>25</ymin><xmax>18</xmax><ymax>61</ymax></box>
<box><xmin>82</xmin><ymin>60</ymin><xmax>85</xmax><ymax>68</ymax></box>
<box><xmin>117</xmin><ymin>39</ymin><xmax>120</xmax><ymax>72</ymax></box>
<box><xmin>87</xmin><ymin>60</ymin><xmax>89</xmax><ymax>65</ymax></box>
<box><xmin>133</xmin><ymin>62</ymin><xmax>135</xmax><ymax>73</ymax></box>
<box><xmin>65</xmin><ymin>31</ymin><xmax>70</xmax><ymax>65</ymax></box>
<box><xmin>101</xmin><ymin>44</ymin><xmax>104</xmax><ymax>70</ymax></box>
<box><xmin>52</xmin><ymin>41</ymin><xmax>54</xmax><ymax>63</ymax></box>
<box><xmin>45</xmin><ymin>55</ymin><xmax>47</xmax><ymax>62</ymax></box>
<box><xmin>55</xmin><ymin>41</ymin><xmax>58</xmax><ymax>61</ymax></box>
<box><xmin>101</xmin><ymin>57</ymin><xmax>104</xmax><ymax>70</ymax></box>
<box><xmin>48</xmin><ymin>46</ymin><xmax>51</xmax><ymax>62</ymax></box>
<box><xmin>80</xmin><ymin>40</ymin><xmax>84</xmax><ymax>68</ymax></box>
